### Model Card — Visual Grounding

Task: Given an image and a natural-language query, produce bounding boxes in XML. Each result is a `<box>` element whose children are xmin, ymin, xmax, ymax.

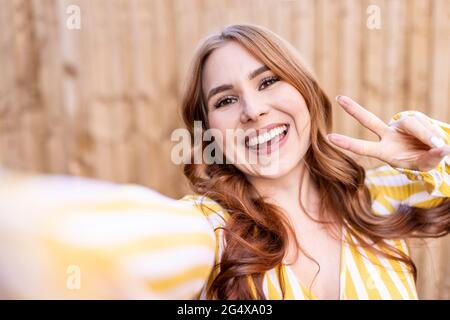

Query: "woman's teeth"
<box><xmin>247</xmin><ymin>124</ymin><xmax>288</xmax><ymax>148</ymax></box>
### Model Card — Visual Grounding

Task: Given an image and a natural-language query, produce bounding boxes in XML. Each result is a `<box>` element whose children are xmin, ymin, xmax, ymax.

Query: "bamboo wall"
<box><xmin>0</xmin><ymin>0</ymin><xmax>449</xmax><ymax>299</ymax></box>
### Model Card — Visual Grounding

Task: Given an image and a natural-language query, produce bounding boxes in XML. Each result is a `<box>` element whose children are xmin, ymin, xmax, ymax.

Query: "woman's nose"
<box><xmin>240</xmin><ymin>97</ymin><xmax>270</xmax><ymax>123</ymax></box>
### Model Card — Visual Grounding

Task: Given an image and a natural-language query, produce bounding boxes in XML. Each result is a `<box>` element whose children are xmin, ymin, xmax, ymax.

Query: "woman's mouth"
<box><xmin>244</xmin><ymin>124</ymin><xmax>290</xmax><ymax>154</ymax></box>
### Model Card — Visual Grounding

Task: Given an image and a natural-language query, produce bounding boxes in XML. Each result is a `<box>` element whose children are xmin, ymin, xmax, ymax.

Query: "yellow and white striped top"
<box><xmin>0</xmin><ymin>111</ymin><xmax>448</xmax><ymax>299</ymax></box>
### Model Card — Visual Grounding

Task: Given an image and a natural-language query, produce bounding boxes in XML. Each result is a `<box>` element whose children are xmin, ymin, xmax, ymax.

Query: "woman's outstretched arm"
<box><xmin>0</xmin><ymin>168</ymin><xmax>216</xmax><ymax>299</ymax></box>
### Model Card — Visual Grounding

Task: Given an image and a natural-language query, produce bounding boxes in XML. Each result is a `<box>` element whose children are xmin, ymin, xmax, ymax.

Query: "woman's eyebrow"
<box><xmin>206</xmin><ymin>65</ymin><xmax>270</xmax><ymax>103</ymax></box>
<box><xmin>248</xmin><ymin>65</ymin><xmax>270</xmax><ymax>80</ymax></box>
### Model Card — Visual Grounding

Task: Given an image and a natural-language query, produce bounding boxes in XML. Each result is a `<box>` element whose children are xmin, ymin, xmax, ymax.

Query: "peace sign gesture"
<box><xmin>327</xmin><ymin>96</ymin><xmax>450</xmax><ymax>172</ymax></box>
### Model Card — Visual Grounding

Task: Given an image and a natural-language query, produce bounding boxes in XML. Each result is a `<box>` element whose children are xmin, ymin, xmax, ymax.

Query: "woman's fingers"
<box><xmin>417</xmin><ymin>148</ymin><xmax>448</xmax><ymax>171</ymax></box>
<box><xmin>327</xmin><ymin>133</ymin><xmax>380</xmax><ymax>158</ymax></box>
<box><xmin>437</xmin><ymin>144</ymin><xmax>450</xmax><ymax>157</ymax></box>
<box><xmin>413</xmin><ymin>112</ymin><xmax>448</xmax><ymax>141</ymax></box>
<box><xmin>395</xmin><ymin>116</ymin><xmax>446</xmax><ymax>149</ymax></box>
<box><xmin>335</xmin><ymin>95</ymin><xmax>388</xmax><ymax>138</ymax></box>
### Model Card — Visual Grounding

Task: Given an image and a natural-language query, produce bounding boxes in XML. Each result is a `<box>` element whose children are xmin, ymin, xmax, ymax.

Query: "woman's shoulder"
<box><xmin>178</xmin><ymin>194</ymin><xmax>230</xmax><ymax>229</ymax></box>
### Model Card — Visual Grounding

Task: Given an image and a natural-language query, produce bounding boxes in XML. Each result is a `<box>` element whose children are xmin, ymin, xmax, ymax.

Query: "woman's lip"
<box><xmin>244</xmin><ymin>123</ymin><xmax>289</xmax><ymax>143</ymax></box>
<box><xmin>244</xmin><ymin>123</ymin><xmax>289</xmax><ymax>146</ymax></box>
<box><xmin>245</xmin><ymin>124</ymin><xmax>290</xmax><ymax>154</ymax></box>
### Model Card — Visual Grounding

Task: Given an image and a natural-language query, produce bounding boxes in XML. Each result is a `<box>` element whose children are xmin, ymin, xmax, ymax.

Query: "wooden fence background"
<box><xmin>0</xmin><ymin>0</ymin><xmax>449</xmax><ymax>299</ymax></box>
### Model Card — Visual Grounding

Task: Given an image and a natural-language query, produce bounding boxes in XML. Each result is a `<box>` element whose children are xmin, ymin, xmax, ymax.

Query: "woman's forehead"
<box><xmin>202</xmin><ymin>42</ymin><xmax>265</xmax><ymax>93</ymax></box>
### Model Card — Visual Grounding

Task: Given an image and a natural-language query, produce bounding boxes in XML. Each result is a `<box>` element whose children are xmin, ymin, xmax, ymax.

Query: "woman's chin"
<box><xmin>243</xmin><ymin>159</ymin><xmax>298</xmax><ymax>179</ymax></box>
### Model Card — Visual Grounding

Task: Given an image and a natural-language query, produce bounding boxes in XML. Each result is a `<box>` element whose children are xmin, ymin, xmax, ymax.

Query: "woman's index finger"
<box><xmin>336</xmin><ymin>95</ymin><xmax>388</xmax><ymax>138</ymax></box>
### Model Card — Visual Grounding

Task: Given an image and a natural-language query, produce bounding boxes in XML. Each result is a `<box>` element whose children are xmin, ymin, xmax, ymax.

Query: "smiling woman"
<box><xmin>0</xmin><ymin>23</ymin><xmax>449</xmax><ymax>301</ymax></box>
<box><xmin>180</xmin><ymin>24</ymin><xmax>450</xmax><ymax>300</ymax></box>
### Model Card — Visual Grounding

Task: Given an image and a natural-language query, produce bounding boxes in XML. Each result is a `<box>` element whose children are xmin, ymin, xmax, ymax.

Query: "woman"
<box><xmin>178</xmin><ymin>23</ymin><xmax>450</xmax><ymax>300</ymax></box>
<box><xmin>0</xmin><ymin>23</ymin><xmax>449</xmax><ymax>300</ymax></box>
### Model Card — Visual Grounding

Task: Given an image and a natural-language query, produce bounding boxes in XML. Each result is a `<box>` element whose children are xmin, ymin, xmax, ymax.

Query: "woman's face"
<box><xmin>202</xmin><ymin>41</ymin><xmax>311</xmax><ymax>178</ymax></box>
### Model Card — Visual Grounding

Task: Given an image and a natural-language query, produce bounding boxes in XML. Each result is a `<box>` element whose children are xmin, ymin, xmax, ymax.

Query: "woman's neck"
<box><xmin>247</xmin><ymin>161</ymin><xmax>321</xmax><ymax>222</ymax></box>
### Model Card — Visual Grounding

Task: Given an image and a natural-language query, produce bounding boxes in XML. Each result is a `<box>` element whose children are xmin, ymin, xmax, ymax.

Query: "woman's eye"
<box><xmin>213</xmin><ymin>76</ymin><xmax>279</xmax><ymax>109</ymax></box>
<box><xmin>259</xmin><ymin>76</ymin><xmax>280</xmax><ymax>90</ymax></box>
<box><xmin>214</xmin><ymin>96</ymin><xmax>237</xmax><ymax>108</ymax></box>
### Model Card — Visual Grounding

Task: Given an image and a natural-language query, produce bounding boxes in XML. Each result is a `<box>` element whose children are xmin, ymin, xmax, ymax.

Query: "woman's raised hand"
<box><xmin>327</xmin><ymin>95</ymin><xmax>450</xmax><ymax>172</ymax></box>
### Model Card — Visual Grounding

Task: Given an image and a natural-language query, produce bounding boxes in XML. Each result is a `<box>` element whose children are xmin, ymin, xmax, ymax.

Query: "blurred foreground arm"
<box><xmin>0</xmin><ymin>168</ymin><xmax>215</xmax><ymax>299</ymax></box>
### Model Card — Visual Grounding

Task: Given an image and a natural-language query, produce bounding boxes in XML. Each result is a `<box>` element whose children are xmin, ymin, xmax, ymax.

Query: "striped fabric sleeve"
<box><xmin>177</xmin><ymin>195</ymin><xmax>230</xmax><ymax>299</ymax></box>
<box><xmin>0</xmin><ymin>169</ymin><xmax>216</xmax><ymax>299</ymax></box>
<box><xmin>365</xmin><ymin>111</ymin><xmax>450</xmax><ymax>215</ymax></box>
